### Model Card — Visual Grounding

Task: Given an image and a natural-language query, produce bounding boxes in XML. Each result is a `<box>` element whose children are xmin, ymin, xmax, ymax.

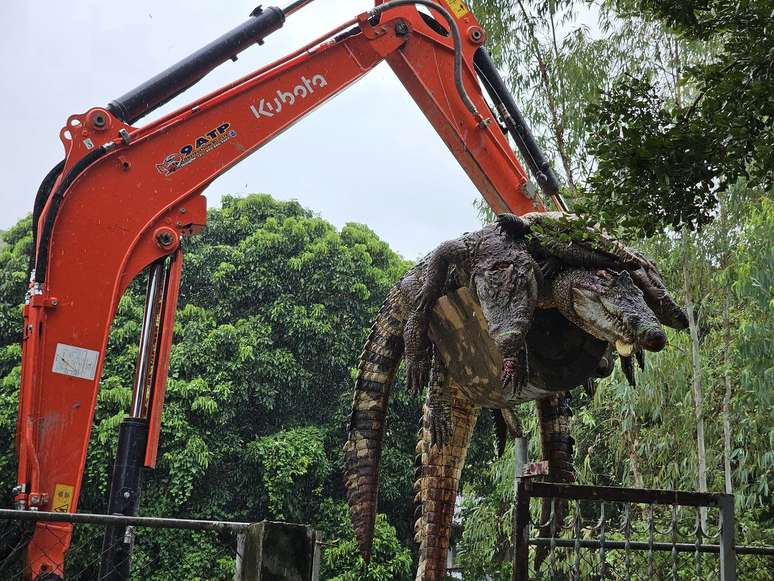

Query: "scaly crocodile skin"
<box><xmin>414</xmin><ymin>391</ymin><xmax>479</xmax><ymax>580</ymax></box>
<box><xmin>343</xmin><ymin>286</ymin><xmax>406</xmax><ymax>561</ymax></box>
<box><xmin>535</xmin><ymin>393</ymin><xmax>575</xmax><ymax>571</ymax></box>
<box><xmin>344</xmin><ymin>220</ymin><xmax>687</xmax><ymax>578</ymax></box>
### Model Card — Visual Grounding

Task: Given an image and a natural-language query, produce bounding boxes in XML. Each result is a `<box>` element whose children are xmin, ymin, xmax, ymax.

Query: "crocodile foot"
<box><xmin>406</xmin><ymin>356</ymin><xmax>431</xmax><ymax>393</ymax></box>
<box><xmin>496</xmin><ymin>213</ymin><xmax>529</xmax><ymax>238</ymax></box>
<box><xmin>501</xmin><ymin>352</ymin><xmax>528</xmax><ymax>397</ymax></box>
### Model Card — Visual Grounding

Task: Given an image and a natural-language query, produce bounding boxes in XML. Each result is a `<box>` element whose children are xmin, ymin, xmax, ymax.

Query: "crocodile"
<box><xmin>401</xmin><ymin>212</ymin><xmax>655</xmax><ymax>400</ymax></box>
<box><xmin>405</xmin><ymin>211</ymin><xmax>687</xmax><ymax>399</ymax></box>
<box><xmin>343</xmin><ymin>220</ymin><xmax>687</xmax><ymax>578</ymax></box>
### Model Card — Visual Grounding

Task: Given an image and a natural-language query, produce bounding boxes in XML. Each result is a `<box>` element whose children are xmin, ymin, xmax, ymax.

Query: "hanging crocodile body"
<box><xmin>343</xmin><ymin>215</ymin><xmax>688</xmax><ymax>578</ymax></box>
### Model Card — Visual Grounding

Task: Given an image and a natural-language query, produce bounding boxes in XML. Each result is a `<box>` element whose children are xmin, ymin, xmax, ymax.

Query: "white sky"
<box><xmin>0</xmin><ymin>1</ymin><xmax>492</xmax><ymax>260</ymax></box>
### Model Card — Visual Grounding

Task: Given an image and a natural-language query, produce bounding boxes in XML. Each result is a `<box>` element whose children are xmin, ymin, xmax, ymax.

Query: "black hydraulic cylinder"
<box><xmin>107</xmin><ymin>6</ymin><xmax>286</xmax><ymax>124</ymax></box>
<box><xmin>98</xmin><ymin>418</ymin><xmax>149</xmax><ymax>581</ymax></box>
<box><xmin>473</xmin><ymin>48</ymin><xmax>561</xmax><ymax>197</ymax></box>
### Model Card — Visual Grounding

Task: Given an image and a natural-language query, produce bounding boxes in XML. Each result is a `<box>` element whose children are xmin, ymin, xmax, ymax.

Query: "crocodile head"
<box><xmin>551</xmin><ymin>268</ymin><xmax>667</xmax><ymax>358</ymax></box>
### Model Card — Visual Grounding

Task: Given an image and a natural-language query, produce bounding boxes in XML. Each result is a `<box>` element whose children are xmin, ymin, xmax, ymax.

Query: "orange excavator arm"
<box><xmin>15</xmin><ymin>1</ymin><xmax>559</xmax><ymax>578</ymax></box>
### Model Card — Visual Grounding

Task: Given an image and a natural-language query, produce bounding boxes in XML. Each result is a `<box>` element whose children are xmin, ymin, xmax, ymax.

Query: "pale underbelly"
<box><xmin>429</xmin><ymin>287</ymin><xmax>607</xmax><ymax>408</ymax></box>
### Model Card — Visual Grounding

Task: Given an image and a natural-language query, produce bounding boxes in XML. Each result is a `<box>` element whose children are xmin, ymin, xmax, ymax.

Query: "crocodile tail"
<box><xmin>344</xmin><ymin>287</ymin><xmax>405</xmax><ymax>562</ymax></box>
<box><xmin>415</xmin><ymin>391</ymin><xmax>479</xmax><ymax>581</ymax></box>
<box><xmin>535</xmin><ymin>393</ymin><xmax>575</xmax><ymax>572</ymax></box>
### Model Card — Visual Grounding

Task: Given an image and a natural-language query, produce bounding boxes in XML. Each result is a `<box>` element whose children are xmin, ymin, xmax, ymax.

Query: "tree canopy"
<box><xmin>460</xmin><ymin>0</ymin><xmax>772</xmax><ymax>577</ymax></box>
<box><xmin>0</xmin><ymin>195</ymin><xmax>421</xmax><ymax>579</ymax></box>
<box><xmin>581</xmin><ymin>0</ymin><xmax>773</xmax><ymax>236</ymax></box>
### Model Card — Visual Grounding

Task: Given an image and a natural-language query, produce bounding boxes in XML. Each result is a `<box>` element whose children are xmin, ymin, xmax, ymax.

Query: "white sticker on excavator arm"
<box><xmin>52</xmin><ymin>344</ymin><xmax>99</xmax><ymax>381</ymax></box>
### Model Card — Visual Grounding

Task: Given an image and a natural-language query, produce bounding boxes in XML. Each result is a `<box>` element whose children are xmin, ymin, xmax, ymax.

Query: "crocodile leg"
<box><xmin>630</xmin><ymin>263</ymin><xmax>689</xmax><ymax>330</ymax></box>
<box><xmin>405</xmin><ymin>239</ymin><xmax>468</xmax><ymax>392</ymax></box>
<box><xmin>415</xmin><ymin>386</ymin><xmax>479</xmax><ymax>580</ymax></box>
<box><xmin>535</xmin><ymin>393</ymin><xmax>575</xmax><ymax>572</ymax></box>
<box><xmin>427</xmin><ymin>346</ymin><xmax>453</xmax><ymax>448</ymax></box>
<box><xmin>520</xmin><ymin>211</ymin><xmax>643</xmax><ymax>270</ymax></box>
<box><xmin>472</xmin><ymin>254</ymin><xmax>539</xmax><ymax>395</ymax></box>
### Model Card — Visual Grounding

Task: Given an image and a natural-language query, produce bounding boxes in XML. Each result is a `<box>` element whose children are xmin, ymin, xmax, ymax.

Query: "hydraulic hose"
<box><xmin>29</xmin><ymin>160</ymin><xmax>65</xmax><ymax>277</ymax></box>
<box><xmin>473</xmin><ymin>47</ymin><xmax>562</xmax><ymax>199</ymax></box>
<box><xmin>369</xmin><ymin>0</ymin><xmax>480</xmax><ymax>120</ymax></box>
<box><xmin>34</xmin><ymin>147</ymin><xmax>109</xmax><ymax>284</ymax></box>
<box><xmin>282</xmin><ymin>0</ymin><xmax>316</xmax><ymax>17</ymax></box>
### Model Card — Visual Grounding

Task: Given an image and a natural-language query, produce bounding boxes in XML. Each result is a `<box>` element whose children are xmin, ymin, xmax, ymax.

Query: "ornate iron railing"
<box><xmin>510</xmin><ymin>438</ymin><xmax>774</xmax><ymax>581</ymax></box>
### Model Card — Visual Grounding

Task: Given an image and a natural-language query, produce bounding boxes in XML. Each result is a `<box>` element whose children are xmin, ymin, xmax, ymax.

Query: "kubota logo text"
<box><xmin>250</xmin><ymin>74</ymin><xmax>328</xmax><ymax>119</ymax></box>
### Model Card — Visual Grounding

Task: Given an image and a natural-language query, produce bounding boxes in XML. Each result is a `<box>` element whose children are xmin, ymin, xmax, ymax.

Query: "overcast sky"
<box><xmin>0</xmin><ymin>1</ymin><xmax>495</xmax><ymax>260</ymax></box>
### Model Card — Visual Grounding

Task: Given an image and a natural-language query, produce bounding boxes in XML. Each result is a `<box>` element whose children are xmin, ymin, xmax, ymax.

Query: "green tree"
<box><xmin>582</xmin><ymin>0</ymin><xmax>773</xmax><ymax>236</ymax></box>
<box><xmin>319</xmin><ymin>503</ymin><xmax>413</xmax><ymax>581</ymax></box>
<box><xmin>0</xmin><ymin>195</ymin><xmax>418</xmax><ymax>578</ymax></box>
<box><xmin>458</xmin><ymin>1</ymin><xmax>773</xmax><ymax>576</ymax></box>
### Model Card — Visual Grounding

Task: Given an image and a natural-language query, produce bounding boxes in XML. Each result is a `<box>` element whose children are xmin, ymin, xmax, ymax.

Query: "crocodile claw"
<box><xmin>620</xmin><ymin>354</ymin><xmax>636</xmax><ymax>387</ymax></box>
<box><xmin>501</xmin><ymin>354</ymin><xmax>528</xmax><ymax>397</ymax></box>
<box><xmin>406</xmin><ymin>357</ymin><xmax>431</xmax><ymax>393</ymax></box>
<box><xmin>584</xmin><ymin>378</ymin><xmax>597</xmax><ymax>397</ymax></box>
<box><xmin>496</xmin><ymin>213</ymin><xmax>528</xmax><ymax>239</ymax></box>
<box><xmin>635</xmin><ymin>349</ymin><xmax>645</xmax><ymax>370</ymax></box>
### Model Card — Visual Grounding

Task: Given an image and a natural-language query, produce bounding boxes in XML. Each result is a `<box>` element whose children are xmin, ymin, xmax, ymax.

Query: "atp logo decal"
<box><xmin>250</xmin><ymin>73</ymin><xmax>328</xmax><ymax>119</ymax></box>
<box><xmin>156</xmin><ymin>122</ymin><xmax>236</xmax><ymax>175</ymax></box>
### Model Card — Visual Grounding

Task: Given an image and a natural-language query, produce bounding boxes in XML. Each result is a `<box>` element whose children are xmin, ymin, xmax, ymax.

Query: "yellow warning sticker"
<box><xmin>52</xmin><ymin>484</ymin><xmax>74</xmax><ymax>513</ymax></box>
<box><xmin>444</xmin><ymin>0</ymin><xmax>469</xmax><ymax>18</ymax></box>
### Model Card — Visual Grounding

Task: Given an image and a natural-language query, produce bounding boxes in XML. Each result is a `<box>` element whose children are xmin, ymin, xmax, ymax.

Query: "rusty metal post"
<box><xmin>233</xmin><ymin>521</ymin><xmax>317</xmax><ymax>580</ymax></box>
<box><xmin>234</xmin><ymin>524</ymin><xmax>261</xmax><ymax>581</ymax></box>
<box><xmin>512</xmin><ymin>436</ymin><xmax>530</xmax><ymax>581</ymax></box>
<box><xmin>718</xmin><ymin>494</ymin><xmax>736</xmax><ymax>581</ymax></box>
<box><xmin>311</xmin><ymin>536</ymin><xmax>322</xmax><ymax>581</ymax></box>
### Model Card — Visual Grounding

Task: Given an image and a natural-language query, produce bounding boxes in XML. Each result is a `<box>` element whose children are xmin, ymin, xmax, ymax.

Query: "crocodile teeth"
<box><xmin>615</xmin><ymin>340</ymin><xmax>634</xmax><ymax>357</ymax></box>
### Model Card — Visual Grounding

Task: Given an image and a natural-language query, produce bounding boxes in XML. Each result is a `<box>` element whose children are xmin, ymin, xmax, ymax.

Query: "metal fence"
<box><xmin>0</xmin><ymin>509</ymin><xmax>321</xmax><ymax>580</ymax></box>
<box><xmin>2</xmin><ymin>491</ymin><xmax>770</xmax><ymax>580</ymax></box>
<box><xmin>510</xmin><ymin>439</ymin><xmax>774</xmax><ymax>581</ymax></box>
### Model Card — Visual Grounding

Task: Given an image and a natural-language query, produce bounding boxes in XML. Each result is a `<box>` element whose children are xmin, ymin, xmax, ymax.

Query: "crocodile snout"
<box><xmin>642</xmin><ymin>328</ymin><xmax>667</xmax><ymax>352</ymax></box>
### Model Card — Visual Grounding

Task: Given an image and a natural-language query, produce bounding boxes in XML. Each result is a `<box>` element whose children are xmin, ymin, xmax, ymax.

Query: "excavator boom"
<box><xmin>14</xmin><ymin>2</ymin><xmax>557</xmax><ymax>577</ymax></box>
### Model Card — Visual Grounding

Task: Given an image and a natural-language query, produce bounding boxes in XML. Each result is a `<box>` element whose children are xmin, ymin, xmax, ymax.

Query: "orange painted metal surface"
<box><xmin>17</xmin><ymin>3</ymin><xmax>541</xmax><ymax>576</ymax></box>
<box><xmin>144</xmin><ymin>250</ymin><xmax>184</xmax><ymax>469</ymax></box>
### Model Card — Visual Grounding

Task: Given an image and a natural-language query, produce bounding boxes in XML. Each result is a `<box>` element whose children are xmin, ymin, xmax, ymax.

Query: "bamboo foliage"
<box><xmin>459</xmin><ymin>0</ymin><xmax>773</xmax><ymax>575</ymax></box>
